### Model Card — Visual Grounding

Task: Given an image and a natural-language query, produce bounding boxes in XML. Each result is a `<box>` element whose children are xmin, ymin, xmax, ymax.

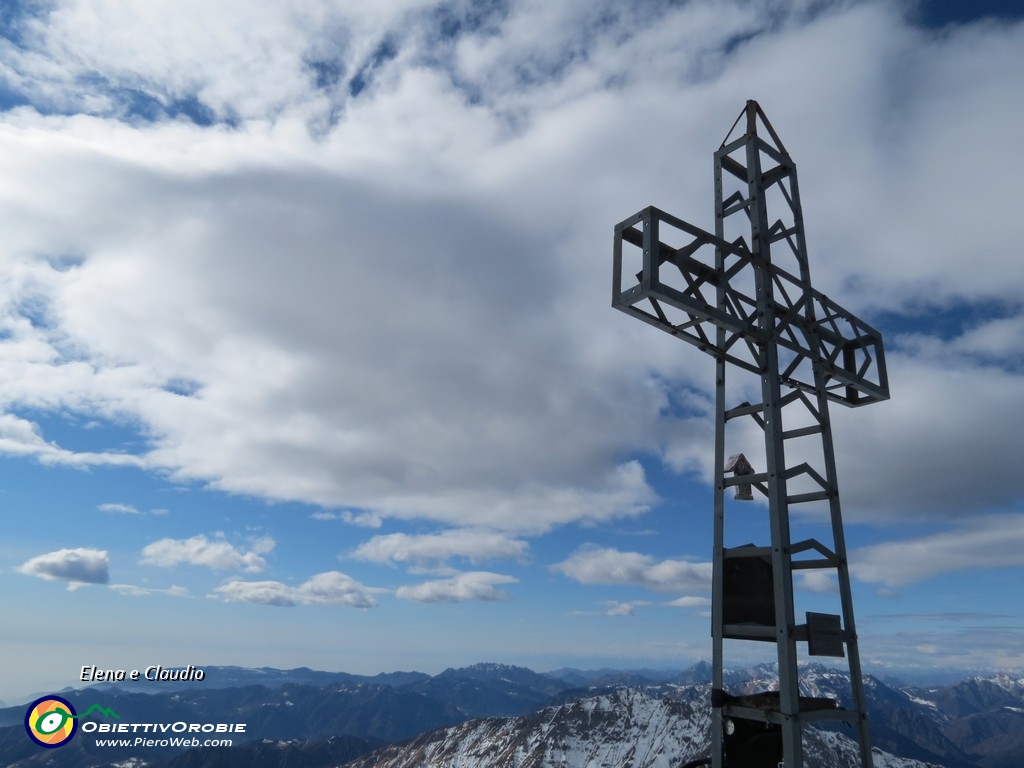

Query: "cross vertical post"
<box><xmin>613</xmin><ymin>101</ymin><xmax>888</xmax><ymax>768</ymax></box>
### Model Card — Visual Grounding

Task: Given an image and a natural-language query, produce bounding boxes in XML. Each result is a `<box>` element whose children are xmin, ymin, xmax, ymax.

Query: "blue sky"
<box><xmin>2</xmin><ymin>0</ymin><xmax>1024</xmax><ymax>702</ymax></box>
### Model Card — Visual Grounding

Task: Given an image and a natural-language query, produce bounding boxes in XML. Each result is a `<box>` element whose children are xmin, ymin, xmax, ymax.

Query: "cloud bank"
<box><xmin>555</xmin><ymin>547</ymin><xmax>712</xmax><ymax>594</ymax></box>
<box><xmin>0</xmin><ymin>0</ymin><xmax>1021</xmax><ymax>603</ymax></box>
<box><xmin>213</xmin><ymin>571</ymin><xmax>378</xmax><ymax>608</ymax></box>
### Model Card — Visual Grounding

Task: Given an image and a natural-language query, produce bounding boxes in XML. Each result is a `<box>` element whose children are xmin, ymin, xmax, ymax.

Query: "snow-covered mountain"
<box><xmin>343</xmin><ymin>686</ymin><xmax>942</xmax><ymax>768</ymax></box>
<box><xmin>342</xmin><ymin>688</ymin><xmax>707</xmax><ymax>768</ymax></box>
<box><xmin>900</xmin><ymin>673</ymin><xmax>1024</xmax><ymax>768</ymax></box>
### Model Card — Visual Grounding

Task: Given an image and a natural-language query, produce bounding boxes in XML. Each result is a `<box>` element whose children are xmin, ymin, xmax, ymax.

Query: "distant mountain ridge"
<box><xmin>403</xmin><ymin>662</ymin><xmax>570</xmax><ymax>717</ymax></box>
<box><xmin>1</xmin><ymin>662</ymin><xmax>1022</xmax><ymax>767</ymax></box>
<box><xmin>63</xmin><ymin>665</ymin><xmax>432</xmax><ymax>694</ymax></box>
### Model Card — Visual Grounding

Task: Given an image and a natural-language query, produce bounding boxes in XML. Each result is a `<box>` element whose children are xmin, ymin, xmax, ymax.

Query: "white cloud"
<box><xmin>833</xmin><ymin>352</ymin><xmax>1024</xmax><ymax>520</ymax></box>
<box><xmin>0</xmin><ymin>115</ymin><xmax>660</xmax><ymax>532</ymax></box>
<box><xmin>140</xmin><ymin>534</ymin><xmax>275</xmax><ymax>573</ymax></box>
<box><xmin>605</xmin><ymin>600</ymin><xmax>652</xmax><ymax>617</ymax></box>
<box><xmin>0</xmin><ymin>413</ymin><xmax>147</xmax><ymax>470</ymax></box>
<box><xmin>99</xmin><ymin>503</ymin><xmax>140</xmax><ymax>515</ymax></box>
<box><xmin>395</xmin><ymin>571</ymin><xmax>517</xmax><ymax>603</ymax></box>
<box><xmin>863</xmin><ymin>627</ymin><xmax>1024</xmax><ymax>675</ymax></box>
<box><xmin>554</xmin><ymin>547</ymin><xmax>712</xmax><ymax>594</ymax></box>
<box><xmin>0</xmin><ymin>0</ymin><xmax>437</xmax><ymax>121</ymax></box>
<box><xmin>311</xmin><ymin>510</ymin><xmax>383</xmax><ymax>527</ymax></box>
<box><xmin>796</xmin><ymin>571</ymin><xmax>838</xmax><ymax>594</ymax></box>
<box><xmin>344</xmin><ymin>510</ymin><xmax>384</xmax><ymax>528</ymax></box>
<box><xmin>213</xmin><ymin>570</ymin><xmax>377</xmax><ymax>608</ymax></box>
<box><xmin>852</xmin><ymin>514</ymin><xmax>1024</xmax><ymax>587</ymax></box>
<box><xmin>17</xmin><ymin>547</ymin><xmax>109</xmax><ymax>588</ymax></box>
<box><xmin>310</xmin><ymin>511</ymin><xmax>340</xmax><ymax>521</ymax></box>
<box><xmin>668</xmin><ymin>596</ymin><xmax>712</xmax><ymax>608</ymax></box>
<box><xmin>351</xmin><ymin>529</ymin><xmax>528</xmax><ymax>571</ymax></box>
<box><xmin>0</xmin><ymin>0</ymin><xmax>1019</xmax><ymax>550</ymax></box>
<box><xmin>110</xmin><ymin>583</ymin><xmax>189</xmax><ymax>598</ymax></box>
<box><xmin>605</xmin><ymin>602</ymin><xmax>634</xmax><ymax>617</ymax></box>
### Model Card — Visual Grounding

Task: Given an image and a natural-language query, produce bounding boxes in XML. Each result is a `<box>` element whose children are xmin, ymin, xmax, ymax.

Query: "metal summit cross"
<box><xmin>612</xmin><ymin>101</ymin><xmax>888</xmax><ymax>768</ymax></box>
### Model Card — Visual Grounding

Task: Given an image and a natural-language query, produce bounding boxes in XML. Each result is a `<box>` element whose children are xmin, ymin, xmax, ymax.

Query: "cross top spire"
<box><xmin>721</xmin><ymin>99</ymin><xmax>788</xmax><ymax>153</ymax></box>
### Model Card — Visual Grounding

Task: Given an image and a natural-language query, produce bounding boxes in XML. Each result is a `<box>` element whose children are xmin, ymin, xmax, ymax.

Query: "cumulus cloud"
<box><xmin>351</xmin><ymin>529</ymin><xmax>528</xmax><ymax>572</ymax></box>
<box><xmin>140</xmin><ymin>534</ymin><xmax>274</xmax><ymax>573</ymax></box>
<box><xmin>395</xmin><ymin>571</ymin><xmax>517</xmax><ymax>603</ymax></box>
<box><xmin>554</xmin><ymin>546</ymin><xmax>712</xmax><ymax>594</ymax></box>
<box><xmin>17</xmin><ymin>547</ymin><xmax>109</xmax><ymax>588</ymax></box>
<box><xmin>213</xmin><ymin>571</ymin><xmax>378</xmax><ymax>608</ymax></box>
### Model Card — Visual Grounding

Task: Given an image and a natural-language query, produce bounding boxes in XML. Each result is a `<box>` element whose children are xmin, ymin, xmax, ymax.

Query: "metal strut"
<box><xmin>613</xmin><ymin>100</ymin><xmax>888</xmax><ymax>768</ymax></box>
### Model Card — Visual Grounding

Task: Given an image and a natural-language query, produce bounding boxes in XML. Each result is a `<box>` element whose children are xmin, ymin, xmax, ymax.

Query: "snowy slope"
<box><xmin>342</xmin><ymin>686</ymin><xmax>943</xmax><ymax>768</ymax></box>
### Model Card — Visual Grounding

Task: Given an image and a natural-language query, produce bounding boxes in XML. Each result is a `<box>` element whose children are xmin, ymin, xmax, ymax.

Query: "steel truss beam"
<box><xmin>613</xmin><ymin>210</ymin><xmax>887</xmax><ymax>405</ymax></box>
<box><xmin>612</xmin><ymin>101</ymin><xmax>888</xmax><ymax>768</ymax></box>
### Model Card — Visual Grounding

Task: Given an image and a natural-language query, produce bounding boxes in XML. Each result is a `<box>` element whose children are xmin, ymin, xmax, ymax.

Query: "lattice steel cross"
<box><xmin>613</xmin><ymin>101</ymin><xmax>888</xmax><ymax>768</ymax></box>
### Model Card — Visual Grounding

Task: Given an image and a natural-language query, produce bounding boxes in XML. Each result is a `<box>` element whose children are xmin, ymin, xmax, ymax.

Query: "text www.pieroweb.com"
<box><xmin>84</xmin><ymin>721</ymin><xmax>243</xmax><ymax>748</ymax></box>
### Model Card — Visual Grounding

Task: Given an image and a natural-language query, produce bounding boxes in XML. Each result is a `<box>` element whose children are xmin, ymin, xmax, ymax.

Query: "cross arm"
<box><xmin>613</xmin><ymin>206</ymin><xmax>889</xmax><ymax>406</ymax></box>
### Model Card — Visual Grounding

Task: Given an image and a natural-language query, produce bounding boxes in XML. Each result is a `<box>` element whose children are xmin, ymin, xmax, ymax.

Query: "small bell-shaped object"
<box><xmin>724</xmin><ymin>453</ymin><xmax>755</xmax><ymax>500</ymax></box>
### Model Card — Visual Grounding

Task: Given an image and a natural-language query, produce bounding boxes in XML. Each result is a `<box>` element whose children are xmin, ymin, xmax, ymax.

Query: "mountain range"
<box><xmin>1</xmin><ymin>662</ymin><xmax>1021</xmax><ymax>768</ymax></box>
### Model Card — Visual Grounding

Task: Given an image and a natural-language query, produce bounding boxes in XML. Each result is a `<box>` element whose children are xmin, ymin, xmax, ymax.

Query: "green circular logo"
<box><xmin>25</xmin><ymin>696</ymin><xmax>78</xmax><ymax>748</ymax></box>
